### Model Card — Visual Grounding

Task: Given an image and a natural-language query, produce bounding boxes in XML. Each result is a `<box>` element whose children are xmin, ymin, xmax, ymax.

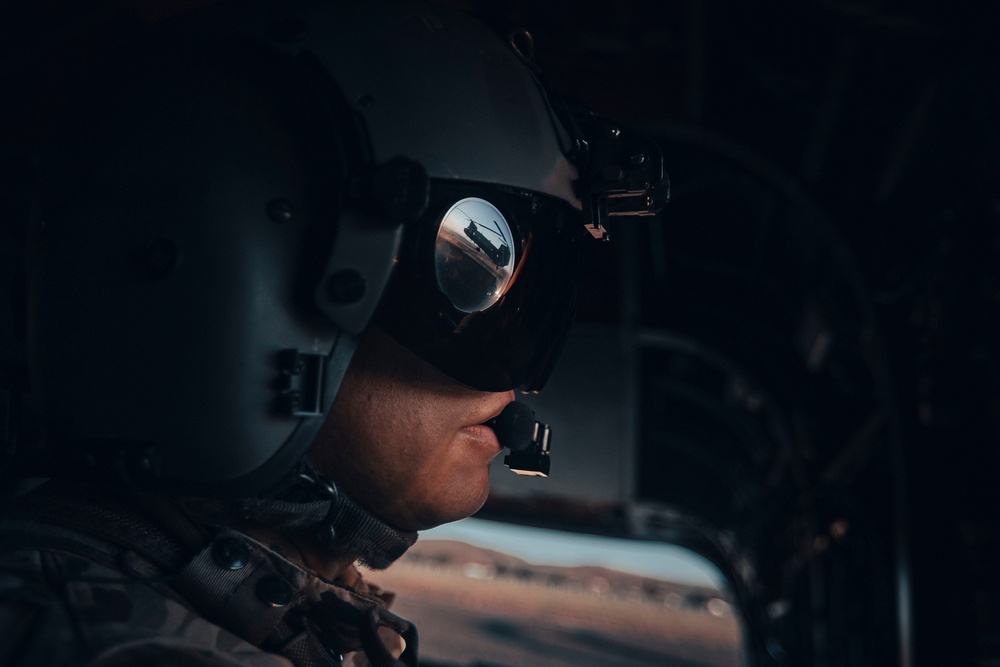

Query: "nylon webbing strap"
<box><xmin>1</xmin><ymin>487</ymin><xmax>420</xmax><ymax>665</ymax></box>
<box><xmin>360</xmin><ymin>605</ymin><xmax>419</xmax><ymax>667</ymax></box>
<box><xmin>318</xmin><ymin>493</ymin><xmax>416</xmax><ymax>570</ymax></box>
<box><xmin>239</xmin><ymin>487</ymin><xmax>417</xmax><ymax>571</ymax></box>
<box><xmin>240</xmin><ymin>499</ymin><xmax>330</xmax><ymax>528</ymax></box>
<box><xmin>173</xmin><ymin>527</ymin><xmax>417</xmax><ymax>666</ymax></box>
<box><xmin>172</xmin><ymin>527</ymin><xmax>297</xmax><ymax>646</ymax></box>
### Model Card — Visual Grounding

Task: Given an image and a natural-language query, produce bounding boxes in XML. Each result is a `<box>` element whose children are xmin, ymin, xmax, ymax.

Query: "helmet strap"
<box><xmin>239</xmin><ymin>460</ymin><xmax>416</xmax><ymax>571</ymax></box>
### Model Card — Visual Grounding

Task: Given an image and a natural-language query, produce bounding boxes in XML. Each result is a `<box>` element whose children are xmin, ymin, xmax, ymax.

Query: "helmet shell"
<box><xmin>233</xmin><ymin>0</ymin><xmax>580</xmax><ymax>207</ymax></box>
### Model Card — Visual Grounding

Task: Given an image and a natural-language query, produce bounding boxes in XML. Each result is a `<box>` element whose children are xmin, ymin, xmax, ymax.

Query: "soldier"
<box><xmin>0</xmin><ymin>1</ymin><xmax>667</xmax><ymax>665</ymax></box>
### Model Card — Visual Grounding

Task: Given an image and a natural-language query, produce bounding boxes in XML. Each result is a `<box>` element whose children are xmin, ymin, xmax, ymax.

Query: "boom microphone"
<box><xmin>487</xmin><ymin>402</ymin><xmax>551</xmax><ymax>477</ymax></box>
<box><xmin>486</xmin><ymin>401</ymin><xmax>535</xmax><ymax>452</ymax></box>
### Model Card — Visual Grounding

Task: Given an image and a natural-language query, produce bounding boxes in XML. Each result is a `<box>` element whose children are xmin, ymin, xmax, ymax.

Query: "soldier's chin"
<box><xmin>406</xmin><ymin>478</ymin><xmax>491</xmax><ymax>532</ymax></box>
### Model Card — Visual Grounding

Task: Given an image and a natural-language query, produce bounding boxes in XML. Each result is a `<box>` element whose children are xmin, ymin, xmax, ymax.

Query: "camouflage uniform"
<box><xmin>0</xmin><ymin>485</ymin><xmax>418</xmax><ymax>667</ymax></box>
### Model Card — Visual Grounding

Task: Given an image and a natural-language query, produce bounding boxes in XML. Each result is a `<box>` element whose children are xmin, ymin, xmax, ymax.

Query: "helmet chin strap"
<box><xmin>239</xmin><ymin>460</ymin><xmax>416</xmax><ymax>571</ymax></box>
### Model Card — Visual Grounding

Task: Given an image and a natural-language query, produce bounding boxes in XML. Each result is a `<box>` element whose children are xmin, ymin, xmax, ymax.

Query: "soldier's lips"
<box><xmin>460</xmin><ymin>424</ymin><xmax>502</xmax><ymax>457</ymax></box>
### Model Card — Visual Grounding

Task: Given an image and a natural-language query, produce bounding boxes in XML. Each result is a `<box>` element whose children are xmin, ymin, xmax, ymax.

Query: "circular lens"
<box><xmin>434</xmin><ymin>197</ymin><xmax>516</xmax><ymax>313</ymax></box>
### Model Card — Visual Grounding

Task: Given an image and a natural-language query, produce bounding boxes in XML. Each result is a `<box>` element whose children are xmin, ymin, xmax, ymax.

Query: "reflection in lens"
<box><xmin>434</xmin><ymin>197</ymin><xmax>516</xmax><ymax>313</ymax></box>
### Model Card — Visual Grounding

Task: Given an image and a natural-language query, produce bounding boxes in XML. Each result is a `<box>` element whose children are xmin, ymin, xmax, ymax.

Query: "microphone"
<box><xmin>486</xmin><ymin>401</ymin><xmax>535</xmax><ymax>452</ymax></box>
<box><xmin>487</xmin><ymin>402</ymin><xmax>551</xmax><ymax>477</ymax></box>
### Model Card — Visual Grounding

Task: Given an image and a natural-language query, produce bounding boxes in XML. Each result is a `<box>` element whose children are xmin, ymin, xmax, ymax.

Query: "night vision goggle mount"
<box><xmin>573</xmin><ymin>113</ymin><xmax>670</xmax><ymax>240</ymax></box>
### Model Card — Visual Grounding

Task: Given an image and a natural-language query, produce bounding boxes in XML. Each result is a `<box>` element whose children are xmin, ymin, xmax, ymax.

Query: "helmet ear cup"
<box><xmin>27</xmin><ymin>29</ymin><xmax>349</xmax><ymax>495</ymax></box>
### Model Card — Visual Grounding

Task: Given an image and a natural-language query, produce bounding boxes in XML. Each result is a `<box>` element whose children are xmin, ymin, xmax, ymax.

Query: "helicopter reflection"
<box><xmin>462</xmin><ymin>216</ymin><xmax>511</xmax><ymax>269</ymax></box>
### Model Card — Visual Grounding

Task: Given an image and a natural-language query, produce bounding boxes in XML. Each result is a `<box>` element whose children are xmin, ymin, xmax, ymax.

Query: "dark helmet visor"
<box><xmin>374</xmin><ymin>180</ymin><xmax>583</xmax><ymax>392</ymax></box>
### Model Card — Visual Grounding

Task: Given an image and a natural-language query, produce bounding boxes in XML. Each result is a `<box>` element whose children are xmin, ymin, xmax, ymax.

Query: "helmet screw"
<box><xmin>266</xmin><ymin>198</ymin><xmax>294</xmax><ymax>224</ymax></box>
<box><xmin>630</xmin><ymin>151</ymin><xmax>647</xmax><ymax>165</ymax></box>
<box><xmin>269</xmin><ymin>17</ymin><xmax>307</xmax><ymax>43</ymax></box>
<box><xmin>604</xmin><ymin>125</ymin><xmax>621</xmax><ymax>140</ymax></box>
<box><xmin>326</xmin><ymin>270</ymin><xmax>366</xmax><ymax>304</ymax></box>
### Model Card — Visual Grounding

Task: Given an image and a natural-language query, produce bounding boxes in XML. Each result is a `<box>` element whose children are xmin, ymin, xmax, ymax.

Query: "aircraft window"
<box><xmin>370</xmin><ymin>517</ymin><xmax>745</xmax><ymax>667</ymax></box>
